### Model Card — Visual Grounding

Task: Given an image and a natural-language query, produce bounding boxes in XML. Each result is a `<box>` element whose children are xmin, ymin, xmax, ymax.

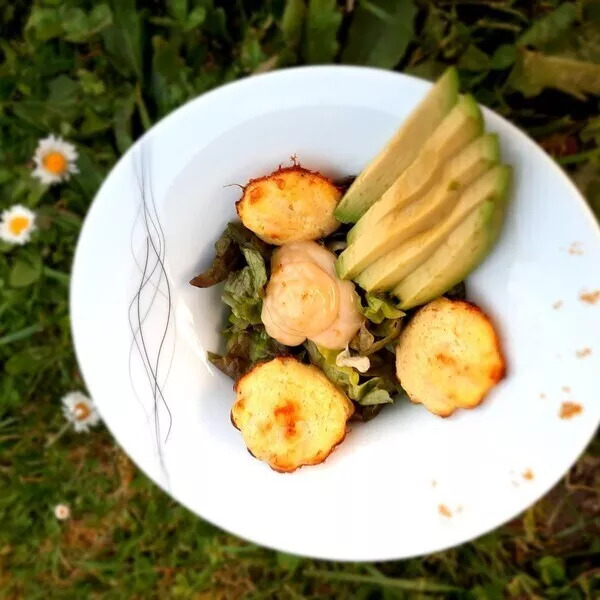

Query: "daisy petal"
<box><xmin>32</xmin><ymin>135</ymin><xmax>79</xmax><ymax>186</ymax></box>
<box><xmin>0</xmin><ymin>205</ymin><xmax>37</xmax><ymax>245</ymax></box>
<box><xmin>61</xmin><ymin>391</ymin><xmax>101</xmax><ymax>433</ymax></box>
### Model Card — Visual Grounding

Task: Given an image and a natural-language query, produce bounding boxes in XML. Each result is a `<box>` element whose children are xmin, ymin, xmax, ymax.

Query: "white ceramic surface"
<box><xmin>71</xmin><ymin>66</ymin><xmax>600</xmax><ymax>561</ymax></box>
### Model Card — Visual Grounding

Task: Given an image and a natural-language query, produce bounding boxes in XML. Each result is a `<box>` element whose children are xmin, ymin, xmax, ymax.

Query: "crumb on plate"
<box><xmin>560</xmin><ymin>401</ymin><xmax>583</xmax><ymax>420</ymax></box>
<box><xmin>580</xmin><ymin>290</ymin><xmax>600</xmax><ymax>305</ymax></box>
<box><xmin>568</xmin><ymin>242</ymin><xmax>584</xmax><ymax>255</ymax></box>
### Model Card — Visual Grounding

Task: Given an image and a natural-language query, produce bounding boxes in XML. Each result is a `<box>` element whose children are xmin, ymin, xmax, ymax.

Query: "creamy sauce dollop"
<box><xmin>261</xmin><ymin>242</ymin><xmax>364</xmax><ymax>349</ymax></box>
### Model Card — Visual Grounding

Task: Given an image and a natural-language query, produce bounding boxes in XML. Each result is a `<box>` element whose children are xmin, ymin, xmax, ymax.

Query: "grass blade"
<box><xmin>304</xmin><ymin>568</ymin><xmax>465</xmax><ymax>593</ymax></box>
<box><xmin>0</xmin><ymin>324</ymin><xmax>44</xmax><ymax>347</ymax></box>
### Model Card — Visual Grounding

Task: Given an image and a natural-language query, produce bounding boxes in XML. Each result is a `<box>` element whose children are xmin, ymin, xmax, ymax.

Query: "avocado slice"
<box><xmin>347</xmin><ymin>95</ymin><xmax>484</xmax><ymax>244</ymax></box>
<box><xmin>334</xmin><ymin>67</ymin><xmax>460</xmax><ymax>224</ymax></box>
<box><xmin>355</xmin><ymin>136</ymin><xmax>500</xmax><ymax>292</ymax></box>
<box><xmin>336</xmin><ymin>131</ymin><xmax>496</xmax><ymax>281</ymax></box>
<box><xmin>392</xmin><ymin>165</ymin><xmax>511</xmax><ymax>309</ymax></box>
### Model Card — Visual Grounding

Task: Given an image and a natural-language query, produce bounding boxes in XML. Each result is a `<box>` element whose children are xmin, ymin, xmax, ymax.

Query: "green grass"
<box><xmin>1</xmin><ymin>1</ymin><xmax>600</xmax><ymax>598</ymax></box>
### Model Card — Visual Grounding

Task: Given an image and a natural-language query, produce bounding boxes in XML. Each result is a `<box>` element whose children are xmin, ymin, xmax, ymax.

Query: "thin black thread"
<box><xmin>145</xmin><ymin>153</ymin><xmax>173</xmax><ymax>442</ymax></box>
<box><xmin>127</xmin><ymin>146</ymin><xmax>174</xmax><ymax>484</ymax></box>
<box><xmin>136</xmin><ymin>152</ymin><xmax>173</xmax><ymax>442</ymax></box>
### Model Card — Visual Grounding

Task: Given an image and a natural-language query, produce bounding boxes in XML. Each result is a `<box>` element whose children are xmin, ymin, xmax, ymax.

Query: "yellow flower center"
<box><xmin>43</xmin><ymin>151</ymin><xmax>68</xmax><ymax>175</ymax></box>
<box><xmin>74</xmin><ymin>402</ymin><xmax>91</xmax><ymax>421</ymax></box>
<box><xmin>8</xmin><ymin>216</ymin><xmax>31</xmax><ymax>236</ymax></box>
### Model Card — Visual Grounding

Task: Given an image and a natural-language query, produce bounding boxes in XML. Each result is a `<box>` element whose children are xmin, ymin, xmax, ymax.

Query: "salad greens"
<box><xmin>360</xmin><ymin>293</ymin><xmax>405</xmax><ymax>324</ymax></box>
<box><xmin>305</xmin><ymin>342</ymin><xmax>402</xmax><ymax>406</ymax></box>
<box><xmin>193</xmin><ymin>220</ymin><xmax>408</xmax><ymax>421</ymax></box>
<box><xmin>192</xmin><ymin>223</ymin><xmax>288</xmax><ymax>380</ymax></box>
<box><xmin>222</xmin><ymin>247</ymin><xmax>267</xmax><ymax>329</ymax></box>
<box><xmin>190</xmin><ymin>222</ymin><xmax>271</xmax><ymax>289</ymax></box>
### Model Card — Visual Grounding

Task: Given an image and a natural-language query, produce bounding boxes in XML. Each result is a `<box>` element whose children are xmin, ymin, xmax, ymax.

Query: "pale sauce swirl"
<box><xmin>262</xmin><ymin>242</ymin><xmax>364</xmax><ymax>350</ymax></box>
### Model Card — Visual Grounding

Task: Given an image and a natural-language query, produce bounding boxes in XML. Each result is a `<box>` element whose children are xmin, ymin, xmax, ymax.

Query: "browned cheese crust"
<box><xmin>396</xmin><ymin>297</ymin><xmax>505</xmax><ymax>417</ymax></box>
<box><xmin>236</xmin><ymin>166</ymin><xmax>341</xmax><ymax>245</ymax></box>
<box><xmin>231</xmin><ymin>357</ymin><xmax>354</xmax><ymax>472</ymax></box>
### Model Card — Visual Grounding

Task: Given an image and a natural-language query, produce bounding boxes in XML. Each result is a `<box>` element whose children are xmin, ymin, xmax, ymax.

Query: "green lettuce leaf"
<box><xmin>222</xmin><ymin>246</ymin><xmax>267</xmax><ymax>328</ymax></box>
<box><xmin>350</xmin><ymin>324</ymin><xmax>375</xmax><ymax>355</ymax></box>
<box><xmin>226</xmin><ymin>327</ymin><xmax>287</xmax><ymax>364</ymax></box>
<box><xmin>207</xmin><ymin>352</ymin><xmax>249</xmax><ymax>381</ymax></box>
<box><xmin>305</xmin><ymin>341</ymin><xmax>359</xmax><ymax>390</ymax></box>
<box><xmin>305</xmin><ymin>341</ymin><xmax>399</xmax><ymax>406</ymax></box>
<box><xmin>353</xmin><ymin>380</ymin><xmax>395</xmax><ymax>406</ymax></box>
<box><xmin>209</xmin><ymin>327</ymin><xmax>290</xmax><ymax>380</ymax></box>
<box><xmin>189</xmin><ymin>230</ymin><xmax>241</xmax><ymax>288</ymax></box>
<box><xmin>191</xmin><ymin>222</ymin><xmax>271</xmax><ymax>329</ymax></box>
<box><xmin>190</xmin><ymin>222</ymin><xmax>271</xmax><ymax>288</ymax></box>
<box><xmin>360</xmin><ymin>293</ymin><xmax>405</xmax><ymax>324</ymax></box>
<box><xmin>351</xmin><ymin>318</ymin><xmax>403</xmax><ymax>356</ymax></box>
<box><xmin>199</xmin><ymin>222</ymin><xmax>284</xmax><ymax>379</ymax></box>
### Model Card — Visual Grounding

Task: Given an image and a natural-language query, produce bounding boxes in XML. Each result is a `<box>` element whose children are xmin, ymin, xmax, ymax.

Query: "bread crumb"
<box><xmin>568</xmin><ymin>242</ymin><xmax>584</xmax><ymax>255</ymax></box>
<box><xmin>560</xmin><ymin>402</ymin><xmax>583</xmax><ymax>419</ymax></box>
<box><xmin>580</xmin><ymin>290</ymin><xmax>600</xmax><ymax>305</ymax></box>
<box><xmin>553</xmin><ymin>300</ymin><xmax>563</xmax><ymax>310</ymax></box>
<box><xmin>431</xmin><ymin>480</ymin><xmax>437</xmax><ymax>487</ymax></box>
<box><xmin>576</xmin><ymin>348</ymin><xmax>591</xmax><ymax>358</ymax></box>
<box><xmin>438</xmin><ymin>504</ymin><xmax>452</xmax><ymax>518</ymax></box>
<box><xmin>539</xmin><ymin>393</ymin><xmax>546</xmax><ymax>399</ymax></box>
<box><xmin>522</xmin><ymin>469</ymin><xmax>534</xmax><ymax>481</ymax></box>
<box><xmin>562</xmin><ymin>386</ymin><xmax>571</xmax><ymax>393</ymax></box>
<box><xmin>456</xmin><ymin>505</ymin><xmax>463</xmax><ymax>513</ymax></box>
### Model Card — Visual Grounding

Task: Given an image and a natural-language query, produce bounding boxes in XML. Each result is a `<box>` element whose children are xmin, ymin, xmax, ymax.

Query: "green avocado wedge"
<box><xmin>334</xmin><ymin>67</ymin><xmax>460</xmax><ymax>224</ymax></box>
<box><xmin>355</xmin><ymin>152</ymin><xmax>502</xmax><ymax>293</ymax></box>
<box><xmin>347</xmin><ymin>94</ymin><xmax>484</xmax><ymax>244</ymax></box>
<box><xmin>336</xmin><ymin>132</ymin><xmax>497</xmax><ymax>281</ymax></box>
<box><xmin>392</xmin><ymin>165</ymin><xmax>511</xmax><ymax>310</ymax></box>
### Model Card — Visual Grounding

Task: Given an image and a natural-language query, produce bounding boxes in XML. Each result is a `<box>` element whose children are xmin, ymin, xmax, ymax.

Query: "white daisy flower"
<box><xmin>61</xmin><ymin>391</ymin><xmax>100</xmax><ymax>433</ymax></box>
<box><xmin>31</xmin><ymin>134</ymin><xmax>79</xmax><ymax>185</ymax></box>
<box><xmin>54</xmin><ymin>504</ymin><xmax>71</xmax><ymax>520</ymax></box>
<box><xmin>0</xmin><ymin>204</ymin><xmax>36</xmax><ymax>245</ymax></box>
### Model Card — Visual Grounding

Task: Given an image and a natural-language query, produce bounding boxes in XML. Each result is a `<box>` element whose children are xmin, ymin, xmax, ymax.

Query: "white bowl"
<box><xmin>71</xmin><ymin>66</ymin><xmax>600</xmax><ymax>561</ymax></box>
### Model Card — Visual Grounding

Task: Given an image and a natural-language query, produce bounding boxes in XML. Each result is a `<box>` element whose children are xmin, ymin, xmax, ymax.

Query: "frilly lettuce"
<box><xmin>195</xmin><ymin>223</ymin><xmax>283</xmax><ymax>378</ymax></box>
<box><xmin>360</xmin><ymin>292</ymin><xmax>405</xmax><ymax>324</ymax></box>
<box><xmin>222</xmin><ymin>246</ymin><xmax>267</xmax><ymax>328</ymax></box>
<box><xmin>305</xmin><ymin>341</ymin><xmax>400</xmax><ymax>407</ymax></box>
<box><xmin>190</xmin><ymin>222</ymin><xmax>270</xmax><ymax>288</ymax></box>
